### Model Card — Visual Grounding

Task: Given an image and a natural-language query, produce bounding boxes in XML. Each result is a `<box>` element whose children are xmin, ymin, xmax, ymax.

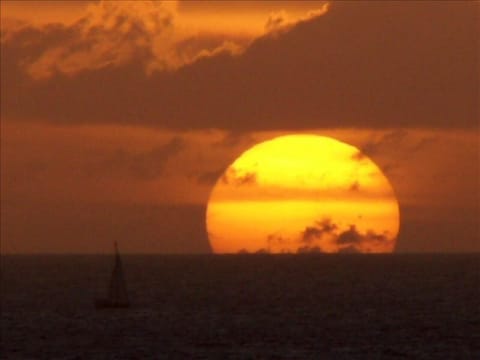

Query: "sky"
<box><xmin>1</xmin><ymin>0</ymin><xmax>478</xmax><ymax>254</ymax></box>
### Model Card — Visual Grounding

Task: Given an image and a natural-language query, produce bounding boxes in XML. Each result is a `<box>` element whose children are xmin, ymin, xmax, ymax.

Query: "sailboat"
<box><xmin>95</xmin><ymin>241</ymin><xmax>130</xmax><ymax>309</ymax></box>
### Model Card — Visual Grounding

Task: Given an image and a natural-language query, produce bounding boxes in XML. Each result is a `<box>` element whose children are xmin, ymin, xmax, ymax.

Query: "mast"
<box><xmin>108</xmin><ymin>241</ymin><xmax>129</xmax><ymax>304</ymax></box>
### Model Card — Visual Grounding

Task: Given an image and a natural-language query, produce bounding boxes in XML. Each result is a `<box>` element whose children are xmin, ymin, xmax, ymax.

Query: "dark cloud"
<box><xmin>336</xmin><ymin>225</ymin><xmax>363</xmax><ymax>245</ymax></box>
<box><xmin>1</xmin><ymin>2</ymin><xmax>477</xmax><ymax>129</ymax></box>
<box><xmin>349</xmin><ymin>181</ymin><xmax>360</xmax><ymax>192</ymax></box>
<box><xmin>267</xmin><ymin>233</ymin><xmax>288</xmax><ymax>246</ymax></box>
<box><xmin>302</xmin><ymin>226</ymin><xmax>323</xmax><ymax>243</ymax></box>
<box><xmin>301</xmin><ymin>219</ymin><xmax>337</xmax><ymax>244</ymax></box>
<box><xmin>337</xmin><ymin>225</ymin><xmax>389</xmax><ymax>245</ymax></box>
<box><xmin>221</xmin><ymin>167</ymin><xmax>257</xmax><ymax>186</ymax></box>
<box><xmin>267</xmin><ymin>218</ymin><xmax>390</xmax><ymax>253</ymax></box>
<box><xmin>298</xmin><ymin>220</ymin><xmax>391</xmax><ymax>253</ymax></box>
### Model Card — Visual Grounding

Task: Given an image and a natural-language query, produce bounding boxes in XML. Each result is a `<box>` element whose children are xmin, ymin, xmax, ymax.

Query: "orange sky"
<box><xmin>1</xmin><ymin>1</ymin><xmax>478</xmax><ymax>253</ymax></box>
<box><xmin>1</xmin><ymin>1</ymin><xmax>328</xmax><ymax>35</ymax></box>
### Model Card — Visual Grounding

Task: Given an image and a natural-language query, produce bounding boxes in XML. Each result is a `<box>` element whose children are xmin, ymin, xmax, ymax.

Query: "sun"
<box><xmin>206</xmin><ymin>135</ymin><xmax>400</xmax><ymax>254</ymax></box>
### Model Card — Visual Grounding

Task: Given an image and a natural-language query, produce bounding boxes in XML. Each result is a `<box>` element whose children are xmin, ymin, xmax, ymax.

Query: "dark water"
<box><xmin>1</xmin><ymin>254</ymin><xmax>479</xmax><ymax>359</ymax></box>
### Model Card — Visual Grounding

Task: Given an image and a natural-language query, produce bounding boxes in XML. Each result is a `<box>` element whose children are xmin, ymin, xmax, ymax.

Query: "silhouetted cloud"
<box><xmin>267</xmin><ymin>233</ymin><xmax>288</xmax><ymax>246</ymax></box>
<box><xmin>1</xmin><ymin>2</ymin><xmax>477</xmax><ymax>129</ymax></box>
<box><xmin>337</xmin><ymin>225</ymin><xmax>389</xmax><ymax>245</ymax></box>
<box><xmin>221</xmin><ymin>167</ymin><xmax>257</xmax><ymax>186</ymax></box>
<box><xmin>336</xmin><ymin>225</ymin><xmax>363</xmax><ymax>245</ymax></box>
<box><xmin>349</xmin><ymin>181</ymin><xmax>360</xmax><ymax>192</ymax></box>
<box><xmin>301</xmin><ymin>219</ymin><xmax>337</xmax><ymax>244</ymax></box>
<box><xmin>298</xmin><ymin>220</ymin><xmax>391</xmax><ymax>253</ymax></box>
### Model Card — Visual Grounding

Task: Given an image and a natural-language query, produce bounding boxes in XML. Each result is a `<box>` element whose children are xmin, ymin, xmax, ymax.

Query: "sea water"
<box><xmin>1</xmin><ymin>254</ymin><xmax>479</xmax><ymax>359</ymax></box>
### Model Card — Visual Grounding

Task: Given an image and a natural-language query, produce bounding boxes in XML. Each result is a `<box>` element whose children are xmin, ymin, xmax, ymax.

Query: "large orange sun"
<box><xmin>206</xmin><ymin>135</ymin><xmax>400</xmax><ymax>254</ymax></box>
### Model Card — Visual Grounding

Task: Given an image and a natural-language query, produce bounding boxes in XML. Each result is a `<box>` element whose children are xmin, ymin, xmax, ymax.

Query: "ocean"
<box><xmin>1</xmin><ymin>254</ymin><xmax>479</xmax><ymax>359</ymax></box>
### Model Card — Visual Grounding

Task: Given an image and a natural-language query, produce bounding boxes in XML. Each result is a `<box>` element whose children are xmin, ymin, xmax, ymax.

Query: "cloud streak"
<box><xmin>91</xmin><ymin>136</ymin><xmax>184</xmax><ymax>180</ymax></box>
<box><xmin>352</xmin><ymin>130</ymin><xmax>438</xmax><ymax>175</ymax></box>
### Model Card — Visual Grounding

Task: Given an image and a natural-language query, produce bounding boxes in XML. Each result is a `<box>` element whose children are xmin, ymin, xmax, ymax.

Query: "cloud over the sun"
<box><xmin>1</xmin><ymin>1</ymin><xmax>477</xmax><ymax>129</ymax></box>
<box><xmin>298</xmin><ymin>219</ymin><xmax>391</xmax><ymax>253</ymax></box>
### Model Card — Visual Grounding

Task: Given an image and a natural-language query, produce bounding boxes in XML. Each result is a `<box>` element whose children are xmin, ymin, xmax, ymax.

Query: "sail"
<box><xmin>107</xmin><ymin>242</ymin><xmax>129</xmax><ymax>305</ymax></box>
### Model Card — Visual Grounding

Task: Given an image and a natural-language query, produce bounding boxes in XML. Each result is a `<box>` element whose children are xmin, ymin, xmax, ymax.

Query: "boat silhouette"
<box><xmin>95</xmin><ymin>241</ymin><xmax>130</xmax><ymax>309</ymax></box>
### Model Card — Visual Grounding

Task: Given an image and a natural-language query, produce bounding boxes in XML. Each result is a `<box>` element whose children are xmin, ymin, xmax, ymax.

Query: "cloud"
<box><xmin>337</xmin><ymin>225</ymin><xmax>389</xmax><ymax>245</ymax></box>
<box><xmin>356</xmin><ymin>130</ymin><xmax>409</xmax><ymax>159</ymax></box>
<box><xmin>298</xmin><ymin>220</ymin><xmax>391</xmax><ymax>253</ymax></box>
<box><xmin>349</xmin><ymin>181</ymin><xmax>360</xmax><ymax>192</ymax></box>
<box><xmin>221</xmin><ymin>167</ymin><xmax>257</xmax><ymax>186</ymax></box>
<box><xmin>92</xmin><ymin>136</ymin><xmax>184</xmax><ymax>180</ymax></box>
<box><xmin>265</xmin><ymin>11</ymin><xmax>290</xmax><ymax>33</ymax></box>
<box><xmin>213</xmin><ymin>131</ymin><xmax>255</xmax><ymax>148</ymax></box>
<box><xmin>1</xmin><ymin>0</ymin><xmax>250</xmax><ymax>80</ymax></box>
<box><xmin>336</xmin><ymin>225</ymin><xmax>363</xmax><ymax>245</ymax></box>
<box><xmin>194</xmin><ymin>167</ymin><xmax>225</xmax><ymax>186</ymax></box>
<box><xmin>17</xmin><ymin>1</ymin><xmax>176</xmax><ymax>79</ymax></box>
<box><xmin>265</xmin><ymin>5</ymin><xmax>329</xmax><ymax>34</ymax></box>
<box><xmin>1</xmin><ymin>1</ymin><xmax>477</xmax><ymax>129</ymax></box>
<box><xmin>267</xmin><ymin>218</ymin><xmax>391</xmax><ymax>254</ymax></box>
<box><xmin>301</xmin><ymin>218</ymin><xmax>337</xmax><ymax>244</ymax></box>
<box><xmin>267</xmin><ymin>233</ymin><xmax>288</xmax><ymax>246</ymax></box>
<box><xmin>352</xmin><ymin>130</ymin><xmax>438</xmax><ymax>175</ymax></box>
